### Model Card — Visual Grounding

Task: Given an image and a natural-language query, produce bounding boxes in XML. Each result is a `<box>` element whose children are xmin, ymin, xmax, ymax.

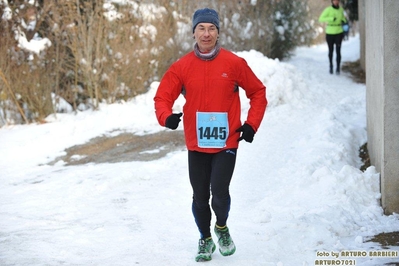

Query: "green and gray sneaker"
<box><xmin>195</xmin><ymin>237</ymin><xmax>216</xmax><ymax>262</ymax></box>
<box><xmin>214</xmin><ymin>225</ymin><xmax>236</xmax><ymax>256</ymax></box>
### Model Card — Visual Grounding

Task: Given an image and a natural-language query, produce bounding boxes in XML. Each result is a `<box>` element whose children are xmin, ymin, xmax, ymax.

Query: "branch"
<box><xmin>0</xmin><ymin>69</ymin><xmax>29</xmax><ymax>124</ymax></box>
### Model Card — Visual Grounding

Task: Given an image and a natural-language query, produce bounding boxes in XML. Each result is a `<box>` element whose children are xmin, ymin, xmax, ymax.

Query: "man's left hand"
<box><xmin>236</xmin><ymin>123</ymin><xmax>255</xmax><ymax>143</ymax></box>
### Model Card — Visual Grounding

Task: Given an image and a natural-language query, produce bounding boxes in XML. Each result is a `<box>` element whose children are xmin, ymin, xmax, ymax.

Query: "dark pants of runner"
<box><xmin>326</xmin><ymin>33</ymin><xmax>344</xmax><ymax>71</ymax></box>
<box><xmin>188</xmin><ymin>149</ymin><xmax>237</xmax><ymax>239</ymax></box>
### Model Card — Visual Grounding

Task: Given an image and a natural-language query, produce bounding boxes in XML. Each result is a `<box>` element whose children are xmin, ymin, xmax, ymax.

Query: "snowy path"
<box><xmin>1</xmin><ymin>36</ymin><xmax>399</xmax><ymax>266</ymax></box>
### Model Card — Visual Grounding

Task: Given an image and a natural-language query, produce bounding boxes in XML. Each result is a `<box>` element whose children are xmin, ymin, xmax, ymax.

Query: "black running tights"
<box><xmin>326</xmin><ymin>33</ymin><xmax>344</xmax><ymax>69</ymax></box>
<box><xmin>188</xmin><ymin>149</ymin><xmax>237</xmax><ymax>239</ymax></box>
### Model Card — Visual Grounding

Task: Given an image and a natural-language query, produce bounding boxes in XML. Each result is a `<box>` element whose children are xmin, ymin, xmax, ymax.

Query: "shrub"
<box><xmin>0</xmin><ymin>0</ymin><xmax>316</xmax><ymax>126</ymax></box>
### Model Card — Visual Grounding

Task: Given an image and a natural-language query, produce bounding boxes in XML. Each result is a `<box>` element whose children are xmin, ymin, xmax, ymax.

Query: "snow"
<box><xmin>1</xmin><ymin>35</ymin><xmax>399</xmax><ymax>266</ymax></box>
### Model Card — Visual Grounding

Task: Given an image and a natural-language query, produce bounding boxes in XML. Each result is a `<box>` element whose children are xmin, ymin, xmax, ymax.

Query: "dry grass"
<box><xmin>48</xmin><ymin>130</ymin><xmax>185</xmax><ymax>165</ymax></box>
<box><xmin>342</xmin><ymin>59</ymin><xmax>366</xmax><ymax>84</ymax></box>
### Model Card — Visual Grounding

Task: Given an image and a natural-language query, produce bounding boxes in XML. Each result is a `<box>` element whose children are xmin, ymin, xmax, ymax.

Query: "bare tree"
<box><xmin>0</xmin><ymin>0</ymin><xmax>316</xmax><ymax>126</ymax></box>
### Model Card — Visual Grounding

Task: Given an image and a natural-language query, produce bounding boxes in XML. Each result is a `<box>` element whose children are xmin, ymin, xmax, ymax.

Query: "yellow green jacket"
<box><xmin>319</xmin><ymin>6</ymin><xmax>347</xmax><ymax>35</ymax></box>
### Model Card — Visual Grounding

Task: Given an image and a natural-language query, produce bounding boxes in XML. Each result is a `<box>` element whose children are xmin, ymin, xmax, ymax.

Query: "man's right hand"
<box><xmin>165</xmin><ymin>113</ymin><xmax>183</xmax><ymax>130</ymax></box>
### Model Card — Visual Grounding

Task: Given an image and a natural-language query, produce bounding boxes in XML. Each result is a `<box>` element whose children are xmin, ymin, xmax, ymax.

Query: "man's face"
<box><xmin>193</xmin><ymin>23</ymin><xmax>219</xmax><ymax>53</ymax></box>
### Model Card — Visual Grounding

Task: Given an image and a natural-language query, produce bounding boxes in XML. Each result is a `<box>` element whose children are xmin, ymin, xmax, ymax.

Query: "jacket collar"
<box><xmin>194</xmin><ymin>41</ymin><xmax>221</xmax><ymax>61</ymax></box>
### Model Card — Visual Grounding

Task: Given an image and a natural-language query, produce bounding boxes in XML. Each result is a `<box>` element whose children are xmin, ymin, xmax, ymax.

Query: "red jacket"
<box><xmin>154</xmin><ymin>48</ymin><xmax>267</xmax><ymax>153</ymax></box>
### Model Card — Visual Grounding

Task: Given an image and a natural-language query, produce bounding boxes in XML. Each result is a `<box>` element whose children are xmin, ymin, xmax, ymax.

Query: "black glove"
<box><xmin>236</xmin><ymin>123</ymin><xmax>255</xmax><ymax>143</ymax></box>
<box><xmin>165</xmin><ymin>113</ymin><xmax>183</xmax><ymax>130</ymax></box>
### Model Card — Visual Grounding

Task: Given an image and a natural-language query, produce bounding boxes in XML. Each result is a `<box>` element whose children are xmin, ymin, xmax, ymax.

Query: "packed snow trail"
<box><xmin>1</xmin><ymin>35</ymin><xmax>399</xmax><ymax>266</ymax></box>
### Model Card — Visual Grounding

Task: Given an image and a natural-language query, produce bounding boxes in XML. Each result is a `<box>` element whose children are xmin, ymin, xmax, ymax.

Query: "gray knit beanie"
<box><xmin>192</xmin><ymin>8</ymin><xmax>219</xmax><ymax>33</ymax></box>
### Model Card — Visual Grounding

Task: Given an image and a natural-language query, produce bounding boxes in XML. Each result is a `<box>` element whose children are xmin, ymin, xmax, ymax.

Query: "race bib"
<box><xmin>196</xmin><ymin>112</ymin><xmax>229</xmax><ymax>148</ymax></box>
